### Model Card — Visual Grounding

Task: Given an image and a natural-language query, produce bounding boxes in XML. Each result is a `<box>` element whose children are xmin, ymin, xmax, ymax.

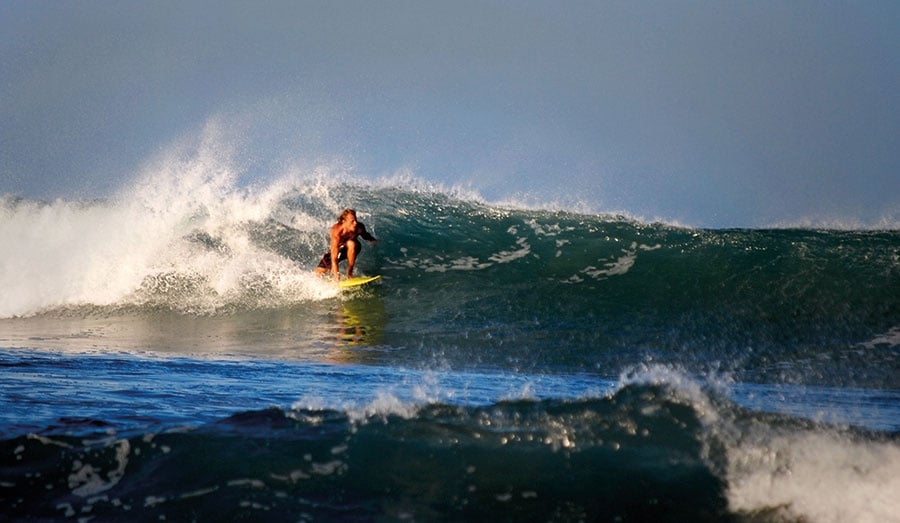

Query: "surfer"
<box><xmin>316</xmin><ymin>209</ymin><xmax>378</xmax><ymax>280</ymax></box>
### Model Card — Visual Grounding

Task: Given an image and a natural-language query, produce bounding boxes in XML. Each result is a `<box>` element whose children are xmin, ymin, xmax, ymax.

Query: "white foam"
<box><xmin>488</xmin><ymin>236</ymin><xmax>532</xmax><ymax>264</ymax></box>
<box><xmin>860</xmin><ymin>326</ymin><xmax>900</xmax><ymax>349</ymax></box>
<box><xmin>577</xmin><ymin>241</ymin><xmax>644</xmax><ymax>281</ymax></box>
<box><xmin>0</xmin><ymin>122</ymin><xmax>338</xmax><ymax>318</ymax></box>
<box><xmin>524</xmin><ymin>218</ymin><xmax>575</xmax><ymax>237</ymax></box>
<box><xmin>68</xmin><ymin>439</ymin><xmax>131</xmax><ymax>497</ymax></box>
<box><xmin>0</xmin><ymin>197</ymin><xmax>157</xmax><ymax>316</ymax></box>
<box><xmin>345</xmin><ymin>390</ymin><xmax>422</xmax><ymax>423</ymax></box>
<box><xmin>725</xmin><ymin>431</ymin><xmax>900</xmax><ymax>523</ymax></box>
<box><xmin>386</xmin><ymin>227</ymin><xmax>531</xmax><ymax>273</ymax></box>
<box><xmin>616</xmin><ymin>363</ymin><xmax>720</xmax><ymax>426</ymax></box>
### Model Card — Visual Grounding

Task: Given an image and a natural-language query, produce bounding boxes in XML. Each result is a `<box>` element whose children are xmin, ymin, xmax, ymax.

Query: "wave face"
<box><xmin>372</xmin><ymin>190</ymin><xmax>899</xmax><ymax>386</ymax></box>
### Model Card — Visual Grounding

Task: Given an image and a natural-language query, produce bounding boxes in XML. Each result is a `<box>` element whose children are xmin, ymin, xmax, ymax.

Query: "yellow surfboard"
<box><xmin>338</xmin><ymin>275</ymin><xmax>381</xmax><ymax>289</ymax></box>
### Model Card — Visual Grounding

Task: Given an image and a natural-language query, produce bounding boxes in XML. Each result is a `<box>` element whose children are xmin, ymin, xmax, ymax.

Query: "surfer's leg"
<box><xmin>344</xmin><ymin>240</ymin><xmax>360</xmax><ymax>278</ymax></box>
<box><xmin>315</xmin><ymin>252</ymin><xmax>330</xmax><ymax>274</ymax></box>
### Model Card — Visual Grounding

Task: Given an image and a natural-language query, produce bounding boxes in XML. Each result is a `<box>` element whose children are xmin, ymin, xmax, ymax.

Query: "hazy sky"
<box><xmin>2</xmin><ymin>1</ymin><xmax>898</xmax><ymax>227</ymax></box>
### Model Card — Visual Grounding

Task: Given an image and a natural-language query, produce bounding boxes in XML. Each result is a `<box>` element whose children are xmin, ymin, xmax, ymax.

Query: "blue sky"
<box><xmin>2</xmin><ymin>1</ymin><xmax>898</xmax><ymax>227</ymax></box>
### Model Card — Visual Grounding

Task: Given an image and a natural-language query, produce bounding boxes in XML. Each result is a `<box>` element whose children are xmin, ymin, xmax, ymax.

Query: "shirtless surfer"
<box><xmin>315</xmin><ymin>209</ymin><xmax>378</xmax><ymax>280</ymax></box>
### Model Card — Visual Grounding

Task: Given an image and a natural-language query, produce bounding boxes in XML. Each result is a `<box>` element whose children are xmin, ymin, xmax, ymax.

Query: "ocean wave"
<box><xmin>3</xmin><ymin>179</ymin><xmax>899</xmax><ymax>384</ymax></box>
<box><xmin>3</xmin><ymin>143</ymin><xmax>897</xmax><ymax>321</ymax></box>
<box><xmin>3</xmin><ymin>366</ymin><xmax>897</xmax><ymax>522</ymax></box>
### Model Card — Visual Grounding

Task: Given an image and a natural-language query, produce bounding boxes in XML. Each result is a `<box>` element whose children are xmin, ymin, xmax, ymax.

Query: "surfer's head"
<box><xmin>337</xmin><ymin>208</ymin><xmax>357</xmax><ymax>225</ymax></box>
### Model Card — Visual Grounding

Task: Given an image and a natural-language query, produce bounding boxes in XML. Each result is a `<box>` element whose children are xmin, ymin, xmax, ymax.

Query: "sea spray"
<box><xmin>0</xmin><ymin>126</ymin><xmax>339</xmax><ymax>317</ymax></box>
<box><xmin>723</xmin><ymin>427</ymin><xmax>900</xmax><ymax>523</ymax></box>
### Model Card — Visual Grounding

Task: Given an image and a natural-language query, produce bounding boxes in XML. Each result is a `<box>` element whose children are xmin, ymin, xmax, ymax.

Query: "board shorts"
<box><xmin>317</xmin><ymin>240</ymin><xmax>361</xmax><ymax>269</ymax></box>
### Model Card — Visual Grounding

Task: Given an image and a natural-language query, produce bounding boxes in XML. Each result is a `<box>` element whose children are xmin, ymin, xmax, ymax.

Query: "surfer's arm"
<box><xmin>357</xmin><ymin>224</ymin><xmax>378</xmax><ymax>244</ymax></box>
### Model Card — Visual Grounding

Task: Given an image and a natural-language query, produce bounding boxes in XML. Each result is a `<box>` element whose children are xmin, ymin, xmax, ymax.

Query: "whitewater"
<box><xmin>1</xmin><ymin>132</ymin><xmax>898</xmax><ymax>522</ymax></box>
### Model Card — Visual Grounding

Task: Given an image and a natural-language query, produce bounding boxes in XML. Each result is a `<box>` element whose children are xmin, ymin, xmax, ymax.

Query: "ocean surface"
<box><xmin>1</xmin><ymin>176</ymin><xmax>898</xmax><ymax>522</ymax></box>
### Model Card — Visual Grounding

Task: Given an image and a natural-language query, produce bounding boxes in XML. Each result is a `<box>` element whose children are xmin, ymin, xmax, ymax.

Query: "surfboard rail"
<box><xmin>338</xmin><ymin>275</ymin><xmax>381</xmax><ymax>289</ymax></box>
